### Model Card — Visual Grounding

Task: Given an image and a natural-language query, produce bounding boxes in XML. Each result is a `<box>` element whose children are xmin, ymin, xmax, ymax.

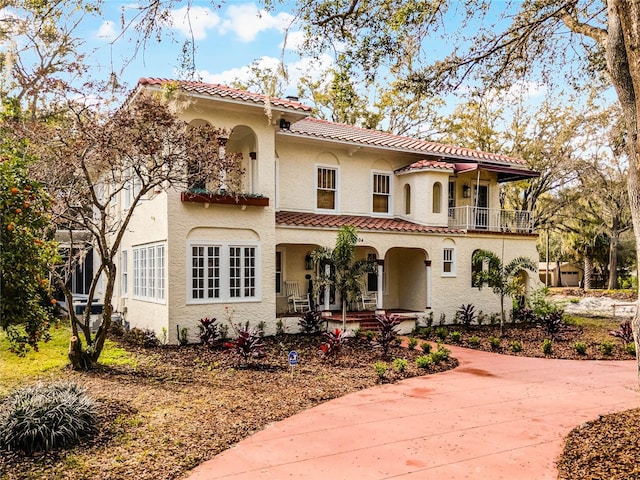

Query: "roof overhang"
<box><xmin>454</xmin><ymin>163</ymin><xmax>540</xmax><ymax>183</ymax></box>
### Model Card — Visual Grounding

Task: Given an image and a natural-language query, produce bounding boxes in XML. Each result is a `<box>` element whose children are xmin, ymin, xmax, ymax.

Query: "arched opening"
<box><xmin>433</xmin><ymin>182</ymin><xmax>442</xmax><ymax>213</ymax></box>
<box><xmin>228</xmin><ymin>125</ymin><xmax>258</xmax><ymax>193</ymax></box>
<box><xmin>471</xmin><ymin>249</ymin><xmax>483</xmax><ymax>287</ymax></box>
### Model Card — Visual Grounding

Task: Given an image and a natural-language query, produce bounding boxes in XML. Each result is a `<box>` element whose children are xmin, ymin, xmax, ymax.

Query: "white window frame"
<box><xmin>442</xmin><ymin>247</ymin><xmax>456</xmax><ymax>277</ymax></box>
<box><xmin>121</xmin><ymin>250</ymin><xmax>128</xmax><ymax>297</ymax></box>
<box><xmin>132</xmin><ymin>242</ymin><xmax>166</xmax><ymax>303</ymax></box>
<box><xmin>315</xmin><ymin>164</ymin><xmax>339</xmax><ymax>212</ymax></box>
<box><xmin>371</xmin><ymin>171</ymin><xmax>393</xmax><ymax>216</ymax></box>
<box><xmin>275</xmin><ymin>250</ymin><xmax>284</xmax><ymax>296</ymax></box>
<box><xmin>187</xmin><ymin>241</ymin><xmax>261</xmax><ymax>304</ymax></box>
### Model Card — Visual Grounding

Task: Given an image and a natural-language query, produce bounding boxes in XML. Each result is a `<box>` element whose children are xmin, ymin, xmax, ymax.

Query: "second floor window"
<box><xmin>317</xmin><ymin>166</ymin><xmax>337</xmax><ymax>210</ymax></box>
<box><xmin>372</xmin><ymin>173</ymin><xmax>391</xmax><ymax>214</ymax></box>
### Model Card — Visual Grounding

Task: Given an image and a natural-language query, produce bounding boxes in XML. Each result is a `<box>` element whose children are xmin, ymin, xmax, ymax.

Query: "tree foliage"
<box><xmin>8</xmin><ymin>92</ymin><xmax>232</xmax><ymax>369</ymax></box>
<box><xmin>311</xmin><ymin>226</ymin><xmax>375</xmax><ymax>329</ymax></box>
<box><xmin>472</xmin><ymin>249</ymin><xmax>536</xmax><ymax>335</ymax></box>
<box><xmin>0</xmin><ymin>142</ymin><xmax>59</xmax><ymax>354</ymax></box>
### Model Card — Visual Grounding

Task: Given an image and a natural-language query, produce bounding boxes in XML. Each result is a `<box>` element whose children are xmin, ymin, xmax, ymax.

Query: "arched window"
<box><xmin>404</xmin><ymin>184</ymin><xmax>411</xmax><ymax>214</ymax></box>
<box><xmin>432</xmin><ymin>182</ymin><xmax>442</xmax><ymax>213</ymax></box>
<box><xmin>471</xmin><ymin>249</ymin><xmax>483</xmax><ymax>287</ymax></box>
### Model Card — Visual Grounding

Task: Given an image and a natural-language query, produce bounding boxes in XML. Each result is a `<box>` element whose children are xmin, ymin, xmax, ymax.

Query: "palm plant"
<box><xmin>311</xmin><ymin>226</ymin><xmax>376</xmax><ymax>330</ymax></box>
<box><xmin>472</xmin><ymin>249</ymin><xmax>536</xmax><ymax>336</ymax></box>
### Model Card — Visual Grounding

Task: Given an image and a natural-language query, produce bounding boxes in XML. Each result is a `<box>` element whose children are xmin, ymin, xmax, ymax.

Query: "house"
<box><xmin>112</xmin><ymin>78</ymin><xmax>541</xmax><ymax>343</ymax></box>
<box><xmin>538</xmin><ymin>262</ymin><xmax>584</xmax><ymax>287</ymax></box>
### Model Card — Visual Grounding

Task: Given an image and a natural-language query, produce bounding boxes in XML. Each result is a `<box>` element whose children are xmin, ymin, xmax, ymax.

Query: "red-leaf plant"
<box><xmin>224</xmin><ymin>324</ymin><xmax>265</xmax><ymax>365</ymax></box>
<box><xmin>609</xmin><ymin>320</ymin><xmax>634</xmax><ymax>345</ymax></box>
<box><xmin>320</xmin><ymin>328</ymin><xmax>350</xmax><ymax>361</ymax></box>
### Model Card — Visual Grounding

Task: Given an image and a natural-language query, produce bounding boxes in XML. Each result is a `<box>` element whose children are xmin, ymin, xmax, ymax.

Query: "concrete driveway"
<box><xmin>186</xmin><ymin>346</ymin><xmax>638</xmax><ymax>479</ymax></box>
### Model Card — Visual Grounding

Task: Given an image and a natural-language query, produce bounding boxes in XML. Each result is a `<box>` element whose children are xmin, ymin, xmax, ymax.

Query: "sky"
<box><xmin>80</xmin><ymin>1</ymin><xmax>327</xmax><ymax>96</ymax></box>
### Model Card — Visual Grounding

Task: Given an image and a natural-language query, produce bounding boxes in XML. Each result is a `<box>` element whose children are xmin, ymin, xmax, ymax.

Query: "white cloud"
<box><xmin>169</xmin><ymin>5</ymin><xmax>220</xmax><ymax>41</ymax></box>
<box><xmin>220</xmin><ymin>4</ymin><xmax>294</xmax><ymax>42</ymax></box>
<box><xmin>197</xmin><ymin>56</ymin><xmax>281</xmax><ymax>86</ymax></box>
<box><xmin>196</xmin><ymin>54</ymin><xmax>334</xmax><ymax>96</ymax></box>
<box><xmin>97</xmin><ymin>20</ymin><xmax>117</xmax><ymax>40</ymax></box>
<box><xmin>280</xmin><ymin>30</ymin><xmax>305</xmax><ymax>51</ymax></box>
<box><xmin>506</xmin><ymin>80</ymin><xmax>547</xmax><ymax>100</ymax></box>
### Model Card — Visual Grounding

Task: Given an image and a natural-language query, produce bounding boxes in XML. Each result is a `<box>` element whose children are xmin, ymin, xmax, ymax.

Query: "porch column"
<box><xmin>323</xmin><ymin>263</ymin><xmax>331</xmax><ymax>311</ymax></box>
<box><xmin>425</xmin><ymin>260</ymin><xmax>432</xmax><ymax>309</ymax></box>
<box><xmin>376</xmin><ymin>259</ymin><xmax>384</xmax><ymax>310</ymax></box>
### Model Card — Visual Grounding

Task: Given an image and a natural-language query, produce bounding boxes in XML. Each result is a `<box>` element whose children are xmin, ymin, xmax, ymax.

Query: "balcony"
<box><xmin>448</xmin><ymin>206</ymin><xmax>535</xmax><ymax>233</ymax></box>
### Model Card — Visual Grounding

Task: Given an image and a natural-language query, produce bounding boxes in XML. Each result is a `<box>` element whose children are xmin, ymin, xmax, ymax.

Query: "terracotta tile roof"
<box><xmin>395</xmin><ymin>160</ymin><xmax>455</xmax><ymax>174</ymax></box>
<box><xmin>137</xmin><ymin>78</ymin><xmax>312</xmax><ymax>113</ymax></box>
<box><xmin>276</xmin><ymin>211</ymin><xmax>461</xmax><ymax>234</ymax></box>
<box><xmin>287</xmin><ymin>118</ymin><xmax>526</xmax><ymax>166</ymax></box>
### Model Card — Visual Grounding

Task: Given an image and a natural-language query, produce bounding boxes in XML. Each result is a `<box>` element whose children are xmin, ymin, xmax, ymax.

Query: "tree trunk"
<box><xmin>608</xmin><ymin>231</ymin><xmax>620</xmax><ymax>289</ymax></box>
<box><xmin>583</xmin><ymin>256</ymin><xmax>593</xmax><ymax>290</ymax></box>
<box><xmin>68</xmin><ymin>335</ymin><xmax>95</xmax><ymax>370</ymax></box>
<box><xmin>609</xmin><ymin>0</ymin><xmax>640</xmax><ymax>382</ymax></box>
<box><xmin>556</xmin><ymin>260</ymin><xmax>562</xmax><ymax>287</ymax></box>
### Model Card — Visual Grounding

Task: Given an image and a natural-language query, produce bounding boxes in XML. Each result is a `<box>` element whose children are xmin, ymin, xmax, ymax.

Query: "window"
<box><xmin>121</xmin><ymin>250</ymin><xmax>128</xmax><ymax>297</ymax></box>
<box><xmin>442</xmin><ymin>247</ymin><xmax>455</xmax><ymax>276</ymax></box>
<box><xmin>448</xmin><ymin>181</ymin><xmax>456</xmax><ymax>213</ymax></box>
<box><xmin>188</xmin><ymin>242</ymin><xmax>260</xmax><ymax>303</ymax></box>
<box><xmin>133</xmin><ymin>243</ymin><xmax>165</xmax><ymax>302</ymax></box>
<box><xmin>433</xmin><ymin>182</ymin><xmax>442</xmax><ymax>213</ymax></box>
<box><xmin>372</xmin><ymin>173</ymin><xmax>391</xmax><ymax>214</ymax></box>
<box><xmin>316</xmin><ymin>166</ymin><xmax>337</xmax><ymax>210</ymax></box>
<box><xmin>404</xmin><ymin>184</ymin><xmax>411</xmax><ymax>215</ymax></box>
<box><xmin>275</xmin><ymin>251</ymin><xmax>282</xmax><ymax>295</ymax></box>
<box><xmin>191</xmin><ymin>245</ymin><xmax>220</xmax><ymax>300</ymax></box>
<box><xmin>229</xmin><ymin>246</ymin><xmax>256</xmax><ymax>298</ymax></box>
<box><xmin>471</xmin><ymin>249</ymin><xmax>483</xmax><ymax>287</ymax></box>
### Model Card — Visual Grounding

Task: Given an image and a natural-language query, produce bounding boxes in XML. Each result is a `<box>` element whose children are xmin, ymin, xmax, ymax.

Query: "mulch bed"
<box><xmin>0</xmin><ymin>334</ymin><xmax>455</xmax><ymax>480</ymax></box>
<box><xmin>2</xmin><ymin>316</ymin><xmax>639</xmax><ymax>480</ymax></box>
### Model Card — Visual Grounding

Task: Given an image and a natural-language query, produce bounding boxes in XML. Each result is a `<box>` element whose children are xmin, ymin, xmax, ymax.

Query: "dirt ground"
<box><xmin>0</xmin><ymin>334</ymin><xmax>455</xmax><ymax>480</ymax></box>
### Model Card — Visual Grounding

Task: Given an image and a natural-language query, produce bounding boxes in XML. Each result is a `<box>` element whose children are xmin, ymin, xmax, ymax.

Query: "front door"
<box><xmin>474</xmin><ymin>185</ymin><xmax>489</xmax><ymax>229</ymax></box>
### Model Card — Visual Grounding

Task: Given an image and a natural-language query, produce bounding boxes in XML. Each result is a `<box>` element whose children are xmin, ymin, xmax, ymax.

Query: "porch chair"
<box><xmin>285</xmin><ymin>281</ymin><xmax>311</xmax><ymax>313</ymax></box>
<box><xmin>360</xmin><ymin>289</ymin><xmax>378</xmax><ymax>311</ymax></box>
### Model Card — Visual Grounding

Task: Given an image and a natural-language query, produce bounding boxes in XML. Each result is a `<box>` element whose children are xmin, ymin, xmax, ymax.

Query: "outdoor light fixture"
<box><xmin>463</xmin><ymin>184</ymin><xmax>471</xmax><ymax>198</ymax></box>
<box><xmin>305</xmin><ymin>253</ymin><xmax>313</xmax><ymax>270</ymax></box>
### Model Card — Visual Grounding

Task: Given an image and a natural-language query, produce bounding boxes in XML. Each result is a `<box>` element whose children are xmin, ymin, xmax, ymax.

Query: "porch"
<box><xmin>279</xmin><ymin>309</ymin><xmax>425</xmax><ymax>335</ymax></box>
<box><xmin>448</xmin><ymin>206</ymin><xmax>535</xmax><ymax>233</ymax></box>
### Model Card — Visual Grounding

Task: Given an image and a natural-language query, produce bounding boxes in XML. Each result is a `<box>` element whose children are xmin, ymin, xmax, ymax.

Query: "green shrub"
<box><xmin>392</xmin><ymin>358</ymin><xmax>408</xmax><ymax>374</ymax></box>
<box><xmin>407</xmin><ymin>337</ymin><xmax>418</xmax><ymax>350</ymax></box>
<box><xmin>420</xmin><ymin>342</ymin><xmax>432</xmax><ymax>354</ymax></box>
<box><xmin>365</xmin><ymin>330</ymin><xmax>375</xmax><ymax>342</ymax></box>
<box><xmin>124</xmin><ymin>327</ymin><xmax>160</xmax><ymax>348</ymax></box>
<box><xmin>625</xmin><ymin>342</ymin><xmax>636</xmax><ymax>356</ymax></box>
<box><xmin>449</xmin><ymin>331</ymin><xmax>462</xmax><ymax>343</ymax></box>
<box><xmin>430</xmin><ymin>345</ymin><xmax>450</xmax><ymax>364</ymax></box>
<box><xmin>0</xmin><ymin>382</ymin><xmax>97</xmax><ymax>454</ymax></box>
<box><xmin>435</xmin><ymin>327</ymin><xmax>448</xmax><ymax>341</ymax></box>
<box><xmin>542</xmin><ymin>339</ymin><xmax>553</xmax><ymax>355</ymax></box>
<box><xmin>599</xmin><ymin>340</ymin><xmax>615</xmax><ymax>356</ymax></box>
<box><xmin>416</xmin><ymin>355</ymin><xmax>433</xmax><ymax>369</ymax></box>
<box><xmin>298</xmin><ymin>311</ymin><xmax>323</xmax><ymax>335</ymax></box>
<box><xmin>574</xmin><ymin>341</ymin><xmax>588</xmax><ymax>355</ymax></box>
<box><xmin>468</xmin><ymin>335</ymin><xmax>480</xmax><ymax>347</ymax></box>
<box><xmin>488</xmin><ymin>336</ymin><xmax>501</xmax><ymax>350</ymax></box>
<box><xmin>373</xmin><ymin>361</ymin><xmax>388</xmax><ymax>380</ymax></box>
<box><xmin>509</xmin><ymin>340</ymin><xmax>522</xmax><ymax>353</ymax></box>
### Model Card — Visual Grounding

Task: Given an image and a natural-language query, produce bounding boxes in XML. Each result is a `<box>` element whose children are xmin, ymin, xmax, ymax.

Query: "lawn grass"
<box><xmin>0</xmin><ymin>321</ymin><xmax>135</xmax><ymax>396</ymax></box>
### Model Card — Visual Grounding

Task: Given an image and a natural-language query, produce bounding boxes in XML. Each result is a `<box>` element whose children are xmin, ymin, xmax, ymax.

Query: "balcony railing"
<box><xmin>448</xmin><ymin>206</ymin><xmax>535</xmax><ymax>233</ymax></box>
